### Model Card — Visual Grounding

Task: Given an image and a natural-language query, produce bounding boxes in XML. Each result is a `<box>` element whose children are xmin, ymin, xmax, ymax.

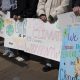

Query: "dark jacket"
<box><xmin>11</xmin><ymin>0</ymin><xmax>39</xmax><ymax>18</ymax></box>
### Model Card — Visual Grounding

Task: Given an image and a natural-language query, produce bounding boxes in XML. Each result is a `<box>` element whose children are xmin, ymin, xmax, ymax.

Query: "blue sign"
<box><xmin>58</xmin><ymin>25</ymin><xmax>80</xmax><ymax>80</ymax></box>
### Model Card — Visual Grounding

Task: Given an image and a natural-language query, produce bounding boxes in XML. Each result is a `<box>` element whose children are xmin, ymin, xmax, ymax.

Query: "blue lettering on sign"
<box><xmin>58</xmin><ymin>26</ymin><xmax>80</xmax><ymax>80</ymax></box>
<box><xmin>68</xmin><ymin>33</ymin><xmax>78</xmax><ymax>41</ymax></box>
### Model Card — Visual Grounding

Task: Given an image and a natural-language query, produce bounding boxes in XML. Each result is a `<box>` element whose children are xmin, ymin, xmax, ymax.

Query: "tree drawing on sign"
<box><xmin>6</xmin><ymin>24</ymin><xmax>14</xmax><ymax>36</ymax></box>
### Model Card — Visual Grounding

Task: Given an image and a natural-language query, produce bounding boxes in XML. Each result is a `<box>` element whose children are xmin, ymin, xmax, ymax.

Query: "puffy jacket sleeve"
<box><xmin>51</xmin><ymin>0</ymin><xmax>69</xmax><ymax>18</ymax></box>
<box><xmin>37</xmin><ymin>0</ymin><xmax>46</xmax><ymax>16</ymax></box>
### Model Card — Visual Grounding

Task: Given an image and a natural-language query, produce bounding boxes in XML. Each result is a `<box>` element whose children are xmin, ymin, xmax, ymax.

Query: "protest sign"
<box><xmin>58</xmin><ymin>12</ymin><xmax>80</xmax><ymax>31</ymax></box>
<box><xmin>25</xmin><ymin>19</ymin><xmax>62</xmax><ymax>61</ymax></box>
<box><xmin>58</xmin><ymin>12</ymin><xmax>80</xmax><ymax>80</ymax></box>
<box><xmin>58</xmin><ymin>26</ymin><xmax>80</xmax><ymax>80</ymax></box>
<box><xmin>4</xmin><ymin>18</ymin><xmax>62</xmax><ymax>61</ymax></box>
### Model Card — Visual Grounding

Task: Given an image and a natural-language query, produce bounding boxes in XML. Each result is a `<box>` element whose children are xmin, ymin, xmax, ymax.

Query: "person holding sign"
<box><xmin>37</xmin><ymin>0</ymin><xmax>69</xmax><ymax>23</ymax></box>
<box><xmin>0</xmin><ymin>0</ymin><xmax>39</xmax><ymax>61</ymax></box>
<box><xmin>10</xmin><ymin>0</ymin><xmax>39</xmax><ymax>61</ymax></box>
<box><xmin>12</xmin><ymin>0</ymin><xmax>39</xmax><ymax>21</ymax></box>
<box><xmin>37</xmin><ymin>0</ymin><xmax>69</xmax><ymax>72</ymax></box>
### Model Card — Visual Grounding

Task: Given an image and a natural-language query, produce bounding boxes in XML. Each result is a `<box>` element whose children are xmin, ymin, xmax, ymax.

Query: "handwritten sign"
<box><xmin>58</xmin><ymin>12</ymin><xmax>80</xmax><ymax>31</ymax></box>
<box><xmin>4</xmin><ymin>19</ymin><xmax>26</xmax><ymax>50</ymax></box>
<box><xmin>58</xmin><ymin>26</ymin><xmax>80</xmax><ymax>80</ymax></box>
<box><xmin>25</xmin><ymin>19</ymin><xmax>62</xmax><ymax>61</ymax></box>
<box><xmin>4</xmin><ymin>18</ymin><xmax>62</xmax><ymax>61</ymax></box>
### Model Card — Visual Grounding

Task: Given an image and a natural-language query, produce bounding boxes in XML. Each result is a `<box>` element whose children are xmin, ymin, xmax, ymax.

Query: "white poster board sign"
<box><xmin>4</xmin><ymin>19</ymin><xmax>26</xmax><ymax>50</ymax></box>
<box><xmin>58</xmin><ymin>12</ymin><xmax>80</xmax><ymax>30</ymax></box>
<box><xmin>25</xmin><ymin>19</ymin><xmax>62</xmax><ymax>61</ymax></box>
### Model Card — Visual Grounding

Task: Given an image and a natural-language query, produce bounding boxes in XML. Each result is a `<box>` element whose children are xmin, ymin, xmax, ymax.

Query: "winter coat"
<box><xmin>37</xmin><ymin>0</ymin><xmax>69</xmax><ymax>20</ymax></box>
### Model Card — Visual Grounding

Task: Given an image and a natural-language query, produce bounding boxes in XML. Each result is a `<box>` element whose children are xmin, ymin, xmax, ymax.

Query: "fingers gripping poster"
<box><xmin>4</xmin><ymin>19</ymin><xmax>27</xmax><ymax>50</ymax></box>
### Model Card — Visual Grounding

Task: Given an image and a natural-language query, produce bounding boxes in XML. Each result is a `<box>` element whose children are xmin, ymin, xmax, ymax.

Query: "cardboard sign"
<box><xmin>25</xmin><ymin>19</ymin><xmax>62</xmax><ymax>61</ymax></box>
<box><xmin>58</xmin><ymin>25</ymin><xmax>80</xmax><ymax>80</ymax></box>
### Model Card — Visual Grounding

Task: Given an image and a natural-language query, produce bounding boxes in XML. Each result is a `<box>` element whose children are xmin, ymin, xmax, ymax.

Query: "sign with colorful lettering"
<box><xmin>58</xmin><ymin>25</ymin><xmax>80</xmax><ymax>80</ymax></box>
<box><xmin>4</xmin><ymin>18</ymin><xmax>62</xmax><ymax>61</ymax></box>
<box><xmin>25</xmin><ymin>19</ymin><xmax>62</xmax><ymax>61</ymax></box>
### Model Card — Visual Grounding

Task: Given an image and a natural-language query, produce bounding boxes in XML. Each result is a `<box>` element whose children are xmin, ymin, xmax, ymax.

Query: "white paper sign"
<box><xmin>4</xmin><ymin>19</ymin><xmax>26</xmax><ymax>50</ymax></box>
<box><xmin>58</xmin><ymin>12</ymin><xmax>80</xmax><ymax>31</ymax></box>
<box><xmin>25</xmin><ymin>19</ymin><xmax>62</xmax><ymax>61</ymax></box>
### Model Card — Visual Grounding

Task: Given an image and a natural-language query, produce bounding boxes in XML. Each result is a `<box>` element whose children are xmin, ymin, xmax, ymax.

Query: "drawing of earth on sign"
<box><xmin>6</xmin><ymin>24</ymin><xmax>14</xmax><ymax>36</ymax></box>
<box><xmin>0</xmin><ymin>18</ymin><xmax>4</xmax><ymax>30</ymax></box>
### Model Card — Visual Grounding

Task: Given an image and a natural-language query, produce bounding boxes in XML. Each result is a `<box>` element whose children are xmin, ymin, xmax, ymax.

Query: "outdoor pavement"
<box><xmin>0</xmin><ymin>40</ymin><xmax>59</xmax><ymax>80</ymax></box>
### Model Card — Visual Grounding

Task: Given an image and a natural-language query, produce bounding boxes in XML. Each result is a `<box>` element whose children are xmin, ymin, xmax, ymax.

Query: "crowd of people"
<box><xmin>0</xmin><ymin>0</ymin><xmax>80</xmax><ymax>72</ymax></box>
